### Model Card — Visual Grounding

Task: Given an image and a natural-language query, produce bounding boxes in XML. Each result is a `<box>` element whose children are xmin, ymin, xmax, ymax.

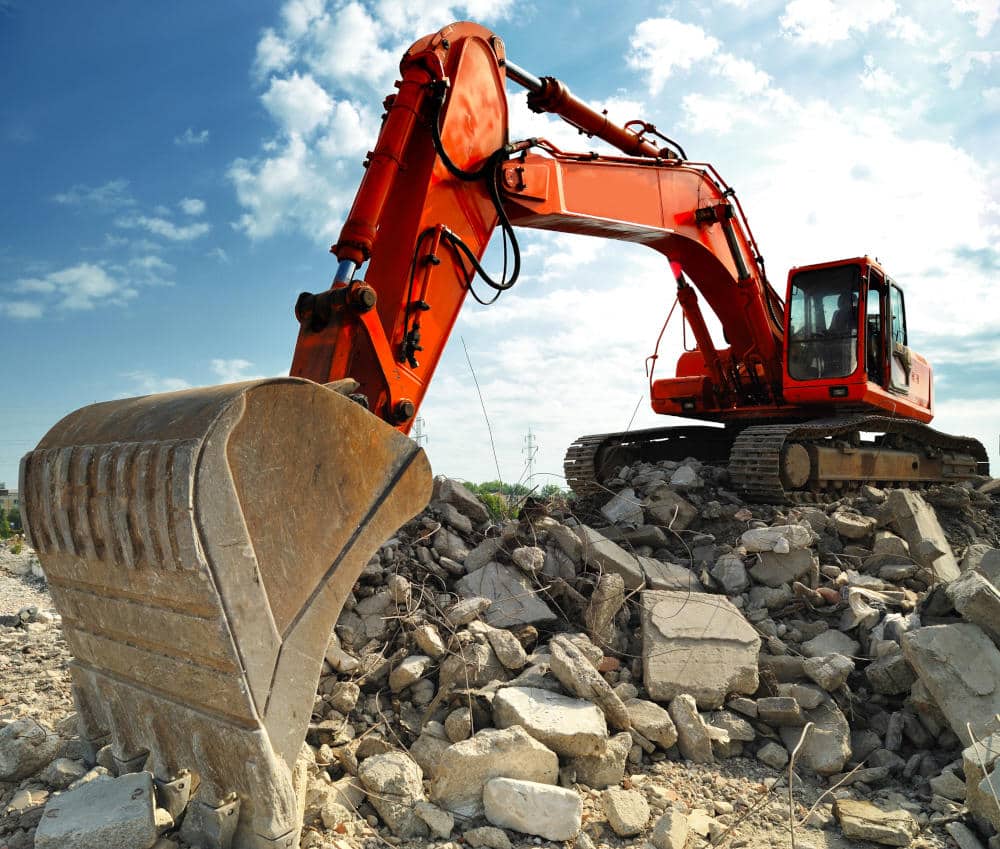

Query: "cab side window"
<box><xmin>890</xmin><ymin>285</ymin><xmax>907</xmax><ymax>346</ymax></box>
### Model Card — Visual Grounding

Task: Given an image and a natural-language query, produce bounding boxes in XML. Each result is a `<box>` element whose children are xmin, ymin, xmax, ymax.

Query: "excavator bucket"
<box><xmin>19</xmin><ymin>378</ymin><xmax>431</xmax><ymax>849</ymax></box>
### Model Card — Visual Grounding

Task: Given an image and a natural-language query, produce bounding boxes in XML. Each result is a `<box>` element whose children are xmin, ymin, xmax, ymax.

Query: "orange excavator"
<box><xmin>20</xmin><ymin>22</ymin><xmax>988</xmax><ymax>849</ymax></box>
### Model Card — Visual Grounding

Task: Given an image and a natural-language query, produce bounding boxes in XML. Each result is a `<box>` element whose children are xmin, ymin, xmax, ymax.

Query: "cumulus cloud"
<box><xmin>117</xmin><ymin>213</ymin><xmax>211</xmax><ymax>241</ymax></box>
<box><xmin>859</xmin><ymin>55</ymin><xmax>901</xmax><ymax>94</ymax></box>
<box><xmin>779</xmin><ymin>0</ymin><xmax>898</xmax><ymax>45</ymax></box>
<box><xmin>953</xmin><ymin>0</ymin><xmax>999</xmax><ymax>35</ymax></box>
<box><xmin>2</xmin><ymin>301</ymin><xmax>43</xmax><ymax>319</ymax></box>
<box><xmin>12</xmin><ymin>263</ymin><xmax>137</xmax><ymax>312</ymax></box>
<box><xmin>627</xmin><ymin>18</ymin><xmax>721</xmax><ymax>95</ymax></box>
<box><xmin>210</xmin><ymin>358</ymin><xmax>265</xmax><ymax>382</ymax></box>
<box><xmin>174</xmin><ymin>127</ymin><xmax>210</xmax><ymax>146</ymax></box>
<box><xmin>261</xmin><ymin>72</ymin><xmax>334</xmax><ymax>136</ymax></box>
<box><xmin>53</xmin><ymin>178</ymin><xmax>134</xmax><ymax>209</ymax></box>
<box><xmin>179</xmin><ymin>197</ymin><xmax>206</xmax><ymax>215</ymax></box>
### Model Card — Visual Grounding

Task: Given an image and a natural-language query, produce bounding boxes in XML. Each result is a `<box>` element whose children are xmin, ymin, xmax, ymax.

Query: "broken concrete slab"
<box><xmin>603</xmin><ymin>787</ymin><xmax>650</xmax><ymax>837</ymax></box>
<box><xmin>902</xmin><ymin>623</ymin><xmax>1000</xmax><ymax>740</ymax></box>
<box><xmin>601</xmin><ymin>488</ymin><xmax>644</xmax><ymax>526</ymax></box>
<box><xmin>456</xmin><ymin>562</ymin><xmax>556</xmax><ymax>628</ymax></box>
<box><xmin>567</xmin><ymin>731</ymin><xmax>631</xmax><ymax>789</ymax></box>
<box><xmin>749</xmin><ymin>549</ymin><xmax>815</xmax><ymax>588</ymax></box>
<box><xmin>493</xmin><ymin>686</ymin><xmax>609</xmax><ymax>757</ymax></box>
<box><xmin>640</xmin><ymin>557</ymin><xmax>703</xmax><ymax>592</ymax></box>
<box><xmin>641</xmin><ymin>590</ymin><xmax>760</xmax><ymax>708</ymax></box>
<box><xmin>741</xmin><ymin>524</ymin><xmax>814</xmax><ymax>553</ymax></box>
<box><xmin>779</xmin><ymin>700</ymin><xmax>851</xmax><ymax>776</ymax></box>
<box><xmin>947</xmin><ymin>570</ymin><xmax>1000</xmax><ymax>646</ymax></box>
<box><xmin>962</xmin><ymin>730</ymin><xmax>1000</xmax><ymax>831</ymax></box>
<box><xmin>429</xmin><ymin>726</ymin><xmax>558</xmax><ymax>818</ymax></box>
<box><xmin>886</xmin><ymin>489</ymin><xmax>959</xmax><ymax>583</ymax></box>
<box><xmin>583</xmin><ymin>572</ymin><xmax>625</xmax><ymax>650</ymax></box>
<box><xmin>575</xmin><ymin>526</ymin><xmax>645</xmax><ymax>589</ymax></box>
<box><xmin>669</xmin><ymin>694</ymin><xmax>713</xmax><ymax>763</ymax></box>
<box><xmin>833</xmin><ymin>799</ymin><xmax>919</xmax><ymax>846</ymax></box>
<box><xmin>433</xmin><ymin>476</ymin><xmax>490</xmax><ymax>524</ymax></box>
<box><xmin>625</xmin><ymin>698</ymin><xmax>678</xmax><ymax>749</ymax></box>
<box><xmin>644</xmin><ymin>488</ymin><xmax>698</xmax><ymax>531</ymax></box>
<box><xmin>35</xmin><ymin>771</ymin><xmax>158</xmax><ymax>849</ymax></box>
<box><xmin>358</xmin><ymin>752</ymin><xmax>428</xmax><ymax>838</ymax></box>
<box><xmin>801</xmin><ymin>629</ymin><xmax>859</xmax><ymax>659</ymax></box>
<box><xmin>0</xmin><ymin>716</ymin><xmax>60</xmax><ymax>781</ymax></box>
<box><xmin>548</xmin><ymin>634</ymin><xmax>631</xmax><ymax>731</ymax></box>
<box><xmin>483</xmin><ymin>777</ymin><xmax>582</xmax><ymax>841</ymax></box>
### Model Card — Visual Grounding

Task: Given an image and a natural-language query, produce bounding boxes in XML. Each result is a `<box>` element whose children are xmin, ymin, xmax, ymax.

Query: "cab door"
<box><xmin>865</xmin><ymin>269</ymin><xmax>887</xmax><ymax>386</ymax></box>
<box><xmin>888</xmin><ymin>282</ymin><xmax>911</xmax><ymax>392</ymax></box>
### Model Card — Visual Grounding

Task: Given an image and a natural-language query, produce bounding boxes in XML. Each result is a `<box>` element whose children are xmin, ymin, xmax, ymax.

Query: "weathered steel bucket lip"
<box><xmin>20</xmin><ymin>378</ymin><xmax>432</xmax><ymax>848</ymax></box>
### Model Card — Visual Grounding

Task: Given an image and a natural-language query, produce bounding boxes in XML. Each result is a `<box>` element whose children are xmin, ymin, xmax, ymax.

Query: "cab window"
<box><xmin>890</xmin><ymin>285</ymin><xmax>907</xmax><ymax>346</ymax></box>
<box><xmin>787</xmin><ymin>264</ymin><xmax>861</xmax><ymax>380</ymax></box>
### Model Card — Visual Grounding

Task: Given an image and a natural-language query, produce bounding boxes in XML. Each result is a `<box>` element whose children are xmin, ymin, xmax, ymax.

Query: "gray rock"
<box><xmin>625</xmin><ymin>699</ymin><xmax>677</xmax><ymax>749</ymax></box>
<box><xmin>466</xmin><ymin>538</ymin><xmax>503</xmax><ymax>573</ymax></box>
<box><xmin>834</xmin><ymin>799</ymin><xmax>919</xmax><ymax>846</ymax></box>
<box><xmin>887</xmin><ymin>489</ymin><xmax>959</xmax><ymax>583</ymax></box>
<box><xmin>35</xmin><ymin>771</ymin><xmax>157</xmax><ymax>849</ymax></box>
<box><xmin>464</xmin><ymin>825</ymin><xmax>513</xmax><ymax>849</ymax></box>
<box><xmin>945</xmin><ymin>822</ymin><xmax>986</xmax><ymax>849</ymax></box>
<box><xmin>779</xmin><ymin>700</ymin><xmax>851</xmax><ymax>776</ymax></box>
<box><xmin>483</xmin><ymin>777</ymin><xmax>582</xmax><ymax>841</ymax></box>
<box><xmin>389</xmin><ymin>655</ymin><xmax>432</xmax><ymax>692</ymax></box>
<box><xmin>707</xmin><ymin>710</ymin><xmax>755</xmax><ymax>742</ymax></box>
<box><xmin>741</xmin><ymin>524</ymin><xmax>813</xmax><ymax>552</ymax></box>
<box><xmin>756</xmin><ymin>741</ymin><xmax>789</xmax><ymax>769</ymax></box>
<box><xmin>413</xmin><ymin>623</ymin><xmax>447</xmax><ymax>658</ymax></box>
<box><xmin>801</xmin><ymin>630</ymin><xmax>859</xmax><ymax>659</ymax></box>
<box><xmin>584</xmin><ymin>573</ymin><xmax>626</xmax><ymax>650</ymax></box>
<box><xmin>641</xmin><ymin>590</ymin><xmax>760</xmax><ymax>708</ymax></box>
<box><xmin>430</xmin><ymin>726</ymin><xmax>559</xmax><ymax>818</ymax></box>
<box><xmin>803</xmin><ymin>653</ymin><xmax>854</xmax><ymax>691</ymax></box>
<box><xmin>445</xmin><ymin>596</ymin><xmax>492</xmax><ymax>627</ymax></box>
<box><xmin>669</xmin><ymin>694</ymin><xmax>713</xmax><ymax>763</ymax></box>
<box><xmin>644</xmin><ymin>489</ymin><xmax>698</xmax><ymax>530</ymax></box>
<box><xmin>902</xmin><ymin>623</ymin><xmax>1000</xmax><ymax>739</ymax></box>
<box><xmin>485</xmin><ymin>627</ymin><xmax>529</xmax><ymax>670</ymax></box>
<box><xmin>568</xmin><ymin>732</ymin><xmax>631</xmax><ymax>789</ymax></box>
<box><xmin>358</xmin><ymin>752</ymin><xmax>428</xmax><ymax>838</ymax></box>
<box><xmin>456</xmin><ymin>562</ymin><xmax>556</xmax><ymax>628</ymax></box>
<box><xmin>963</xmin><ymin>731</ymin><xmax>1000</xmax><ymax>831</ymax></box>
<box><xmin>749</xmin><ymin>549</ymin><xmax>815</xmax><ymax>587</ymax></box>
<box><xmin>549</xmin><ymin>635</ymin><xmax>630</xmax><ymax>731</ymax></box>
<box><xmin>410</xmin><ymin>722</ymin><xmax>452</xmax><ymax>779</ymax></box>
<box><xmin>414</xmin><ymin>801</ymin><xmax>454</xmax><ymax>838</ymax></box>
<box><xmin>0</xmin><ymin>717</ymin><xmax>60</xmax><ymax>781</ymax></box>
<box><xmin>602</xmin><ymin>787</ymin><xmax>650</xmax><ymax>837</ymax></box>
<box><xmin>640</xmin><ymin>557</ymin><xmax>703</xmax><ymax>592</ymax></box>
<box><xmin>601</xmin><ymin>489</ymin><xmax>644</xmax><ymax>525</ymax></box>
<box><xmin>434</xmin><ymin>527</ymin><xmax>470</xmax><ymax>562</ymax></box>
<box><xmin>833</xmin><ymin>512</ymin><xmax>877</xmax><ymax>540</ymax></box>
<box><xmin>575</xmin><ymin>526</ymin><xmax>645</xmax><ymax>589</ymax></box>
<box><xmin>948</xmin><ymin>571</ymin><xmax>1000</xmax><ymax>646</ymax></box>
<box><xmin>433</xmin><ymin>477</ymin><xmax>490</xmax><ymax>523</ymax></box>
<box><xmin>39</xmin><ymin>757</ymin><xmax>87</xmax><ymax>790</ymax></box>
<box><xmin>493</xmin><ymin>686</ymin><xmax>608</xmax><ymax>757</ymax></box>
<box><xmin>928</xmin><ymin>770</ymin><xmax>966</xmax><ymax>801</ymax></box>
<box><xmin>511</xmin><ymin>546</ymin><xmax>545</xmax><ymax>573</ymax></box>
<box><xmin>651</xmin><ymin>811</ymin><xmax>688</xmax><ymax>849</ymax></box>
<box><xmin>874</xmin><ymin>531</ymin><xmax>910</xmax><ymax>558</ymax></box>
<box><xmin>757</xmin><ymin>696</ymin><xmax>804</xmax><ymax>727</ymax></box>
<box><xmin>711</xmin><ymin>553</ymin><xmax>749</xmax><ymax>594</ymax></box>
<box><xmin>866</xmin><ymin>652</ymin><xmax>916</xmax><ymax>695</ymax></box>
<box><xmin>445</xmin><ymin>708</ymin><xmax>473</xmax><ymax>743</ymax></box>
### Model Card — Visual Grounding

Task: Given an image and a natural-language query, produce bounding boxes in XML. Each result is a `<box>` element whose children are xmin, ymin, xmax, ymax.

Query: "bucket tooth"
<box><xmin>20</xmin><ymin>378</ymin><xmax>432</xmax><ymax>849</ymax></box>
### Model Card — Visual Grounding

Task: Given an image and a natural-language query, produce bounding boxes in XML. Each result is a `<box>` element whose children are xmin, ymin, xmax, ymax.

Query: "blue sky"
<box><xmin>2</xmin><ymin>0</ymin><xmax>998</xmax><ymax>490</ymax></box>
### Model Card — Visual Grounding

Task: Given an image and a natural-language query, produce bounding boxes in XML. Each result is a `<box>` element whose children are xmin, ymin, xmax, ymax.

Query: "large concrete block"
<box><xmin>641</xmin><ymin>591</ymin><xmax>760</xmax><ymax>708</ymax></box>
<box><xmin>887</xmin><ymin>489</ymin><xmax>959</xmax><ymax>583</ymax></box>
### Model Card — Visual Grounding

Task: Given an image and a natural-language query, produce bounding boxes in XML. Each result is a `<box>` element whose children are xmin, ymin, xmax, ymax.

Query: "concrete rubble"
<box><xmin>3</xmin><ymin>464</ymin><xmax>1000</xmax><ymax>849</ymax></box>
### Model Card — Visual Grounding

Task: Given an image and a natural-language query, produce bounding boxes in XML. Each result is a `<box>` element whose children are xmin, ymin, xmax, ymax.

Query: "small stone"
<box><xmin>757</xmin><ymin>741</ymin><xmax>789</xmax><ymax>769</ymax></box>
<box><xmin>568</xmin><ymin>732</ymin><xmax>631</xmax><ymax>789</ymax></box>
<box><xmin>328</xmin><ymin>681</ymin><xmax>360</xmax><ymax>714</ymax></box>
<box><xmin>669</xmin><ymin>694</ymin><xmax>713</xmax><ymax>763</ymax></box>
<box><xmin>866</xmin><ymin>652</ymin><xmax>917</xmax><ymax>695</ymax></box>
<box><xmin>445</xmin><ymin>708</ymin><xmax>474</xmax><ymax>743</ymax></box>
<box><xmin>413</xmin><ymin>623</ymin><xmax>447</xmax><ymax>658</ymax></box>
<box><xmin>483</xmin><ymin>777</ymin><xmax>582</xmax><ymax>841</ymax></box>
<box><xmin>625</xmin><ymin>699</ymin><xmax>677</xmax><ymax>749</ymax></box>
<box><xmin>834</xmin><ymin>799</ymin><xmax>919</xmax><ymax>846</ymax></box>
<box><xmin>757</xmin><ymin>696</ymin><xmax>804</xmax><ymax>727</ymax></box>
<box><xmin>389</xmin><ymin>655</ymin><xmax>432</xmax><ymax>693</ymax></box>
<box><xmin>928</xmin><ymin>770</ymin><xmax>966</xmax><ymax>801</ymax></box>
<box><xmin>464</xmin><ymin>826</ymin><xmax>513</xmax><ymax>849</ymax></box>
<box><xmin>741</xmin><ymin>524</ymin><xmax>813</xmax><ymax>552</ymax></box>
<box><xmin>39</xmin><ymin>757</ymin><xmax>87</xmax><ymax>790</ymax></box>
<box><xmin>358</xmin><ymin>752</ymin><xmax>427</xmax><ymax>838</ymax></box>
<box><xmin>414</xmin><ymin>801</ymin><xmax>454</xmax><ymax>839</ymax></box>
<box><xmin>801</xmin><ymin>630</ymin><xmax>859</xmax><ymax>659</ymax></box>
<box><xmin>445</xmin><ymin>596</ymin><xmax>492</xmax><ymax>627</ymax></box>
<box><xmin>779</xmin><ymin>700</ymin><xmax>851</xmax><ymax>776</ymax></box>
<box><xmin>803</xmin><ymin>653</ymin><xmax>854</xmax><ymax>691</ymax></box>
<box><xmin>602</xmin><ymin>787</ymin><xmax>650</xmax><ymax>837</ymax></box>
<box><xmin>945</xmin><ymin>821</ymin><xmax>986</xmax><ymax>849</ymax></box>
<box><xmin>387</xmin><ymin>574</ymin><xmax>411</xmax><ymax>604</ymax></box>
<box><xmin>650</xmin><ymin>810</ymin><xmax>689</xmax><ymax>849</ymax></box>
<box><xmin>511</xmin><ymin>546</ymin><xmax>545</xmax><ymax>573</ymax></box>
<box><xmin>711</xmin><ymin>553</ymin><xmax>749</xmax><ymax>594</ymax></box>
<box><xmin>485</xmin><ymin>627</ymin><xmax>529</xmax><ymax>670</ymax></box>
<box><xmin>833</xmin><ymin>512</ymin><xmax>877</xmax><ymax>540</ymax></box>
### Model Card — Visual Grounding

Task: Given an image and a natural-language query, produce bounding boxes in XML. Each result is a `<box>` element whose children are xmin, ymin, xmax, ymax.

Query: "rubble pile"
<box><xmin>3</xmin><ymin>463</ymin><xmax>1000</xmax><ymax>849</ymax></box>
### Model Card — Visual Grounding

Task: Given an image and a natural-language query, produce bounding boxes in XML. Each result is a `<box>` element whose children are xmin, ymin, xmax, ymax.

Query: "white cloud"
<box><xmin>261</xmin><ymin>72</ymin><xmax>334</xmax><ymax>136</ymax></box>
<box><xmin>53</xmin><ymin>179</ymin><xmax>133</xmax><ymax>209</ymax></box>
<box><xmin>627</xmin><ymin>18</ymin><xmax>720</xmax><ymax>95</ymax></box>
<box><xmin>179</xmin><ymin>197</ymin><xmax>206</xmax><ymax>216</ymax></box>
<box><xmin>174</xmin><ymin>127</ymin><xmax>210</xmax><ymax>146</ymax></box>
<box><xmin>208</xmin><ymin>247</ymin><xmax>230</xmax><ymax>263</ymax></box>
<box><xmin>859</xmin><ymin>55</ymin><xmax>901</xmax><ymax>94</ymax></box>
<box><xmin>255</xmin><ymin>27</ymin><xmax>293</xmax><ymax>77</ymax></box>
<box><xmin>953</xmin><ymin>0</ymin><xmax>999</xmax><ymax>35</ymax></box>
<box><xmin>123</xmin><ymin>371</ymin><xmax>193</xmax><ymax>395</ymax></box>
<box><xmin>2</xmin><ymin>301</ymin><xmax>43</xmax><ymax>319</ymax></box>
<box><xmin>942</xmin><ymin>47</ymin><xmax>998</xmax><ymax>87</ymax></box>
<box><xmin>779</xmin><ymin>0</ymin><xmax>898</xmax><ymax>45</ymax></box>
<box><xmin>117</xmin><ymin>214</ymin><xmax>211</xmax><ymax>241</ymax></box>
<box><xmin>210</xmin><ymin>358</ymin><xmax>265</xmax><ymax>382</ymax></box>
<box><xmin>13</xmin><ymin>263</ymin><xmax>136</xmax><ymax>312</ymax></box>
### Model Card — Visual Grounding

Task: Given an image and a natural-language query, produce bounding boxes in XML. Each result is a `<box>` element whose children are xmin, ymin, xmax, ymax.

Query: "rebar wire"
<box><xmin>461</xmin><ymin>336</ymin><xmax>504</xmax><ymax>488</ymax></box>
